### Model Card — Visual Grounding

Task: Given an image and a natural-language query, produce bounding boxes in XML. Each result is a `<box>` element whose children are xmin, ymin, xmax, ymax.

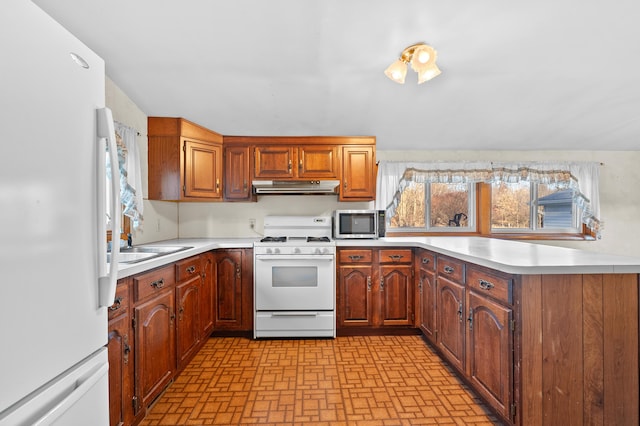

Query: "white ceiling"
<box><xmin>33</xmin><ymin>0</ymin><xmax>640</xmax><ymax>151</ymax></box>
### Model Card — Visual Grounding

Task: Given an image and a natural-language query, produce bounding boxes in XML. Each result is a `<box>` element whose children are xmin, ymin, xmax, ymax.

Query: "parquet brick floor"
<box><xmin>140</xmin><ymin>335</ymin><xmax>504</xmax><ymax>426</ymax></box>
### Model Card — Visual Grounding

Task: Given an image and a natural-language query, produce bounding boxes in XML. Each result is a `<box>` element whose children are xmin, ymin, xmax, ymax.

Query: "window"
<box><xmin>377</xmin><ymin>161</ymin><xmax>601</xmax><ymax>240</ymax></box>
<box><xmin>491</xmin><ymin>182</ymin><xmax>581</xmax><ymax>233</ymax></box>
<box><xmin>389</xmin><ymin>182</ymin><xmax>475</xmax><ymax>232</ymax></box>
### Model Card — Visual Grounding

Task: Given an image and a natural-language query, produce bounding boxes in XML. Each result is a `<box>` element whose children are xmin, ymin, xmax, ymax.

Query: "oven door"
<box><xmin>254</xmin><ymin>254</ymin><xmax>335</xmax><ymax>311</ymax></box>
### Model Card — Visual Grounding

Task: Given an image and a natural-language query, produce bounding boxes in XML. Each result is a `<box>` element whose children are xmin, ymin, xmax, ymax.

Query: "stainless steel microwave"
<box><xmin>333</xmin><ymin>209</ymin><xmax>385</xmax><ymax>239</ymax></box>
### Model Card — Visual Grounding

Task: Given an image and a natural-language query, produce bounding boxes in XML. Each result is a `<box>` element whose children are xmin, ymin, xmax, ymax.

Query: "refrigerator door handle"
<box><xmin>97</xmin><ymin>107</ymin><xmax>121</xmax><ymax>307</ymax></box>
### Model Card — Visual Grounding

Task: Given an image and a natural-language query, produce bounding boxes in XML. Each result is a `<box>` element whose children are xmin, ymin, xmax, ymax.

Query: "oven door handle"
<box><xmin>255</xmin><ymin>255</ymin><xmax>335</xmax><ymax>261</ymax></box>
<box><xmin>270</xmin><ymin>312</ymin><xmax>319</xmax><ymax>316</ymax></box>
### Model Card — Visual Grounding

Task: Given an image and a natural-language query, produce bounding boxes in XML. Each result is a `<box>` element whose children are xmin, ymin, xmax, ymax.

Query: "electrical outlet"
<box><xmin>249</xmin><ymin>218</ymin><xmax>256</xmax><ymax>229</ymax></box>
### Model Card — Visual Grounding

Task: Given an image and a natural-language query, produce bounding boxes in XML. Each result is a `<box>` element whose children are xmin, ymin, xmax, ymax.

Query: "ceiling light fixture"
<box><xmin>384</xmin><ymin>43</ymin><xmax>441</xmax><ymax>84</ymax></box>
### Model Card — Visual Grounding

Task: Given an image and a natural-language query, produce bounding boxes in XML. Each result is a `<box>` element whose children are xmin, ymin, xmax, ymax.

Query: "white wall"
<box><xmin>106</xmin><ymin>78</ymin><xmax>640</xmax><ymax>257</ymax></box>
<box><xmin>106</xmin><ymin>77</ymin><xmax>178</xmax><ymax>244</ymax></box>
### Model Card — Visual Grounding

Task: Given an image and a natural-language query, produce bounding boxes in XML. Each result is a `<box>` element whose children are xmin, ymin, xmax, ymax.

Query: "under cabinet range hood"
<box><xmin>252</xmin><ymin>180</ymin><xmax>340</xmax><ymax>195</ymax></box>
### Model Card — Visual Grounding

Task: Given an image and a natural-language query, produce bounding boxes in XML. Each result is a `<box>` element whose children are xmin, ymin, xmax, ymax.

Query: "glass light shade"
<box><xmin>417</xmin><ymin>63</ymin><xmax>441</xmax><ymax>84</ymax></box>
<box><xmin>410</xmin><ymin>45</ymin><xmax>437</xmax><ymax>73</ymax></box>
<box><xmin>384</xmin><ymin>60</ymin><xmax>408</xmax><ymax>84</ymax></box>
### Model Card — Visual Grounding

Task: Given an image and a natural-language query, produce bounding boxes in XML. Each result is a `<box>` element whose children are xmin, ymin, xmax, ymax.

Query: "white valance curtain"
<box><xmin>376</xmin><ymin>160</ymin><xmax>602</xmax><ymax>235</ymax></box>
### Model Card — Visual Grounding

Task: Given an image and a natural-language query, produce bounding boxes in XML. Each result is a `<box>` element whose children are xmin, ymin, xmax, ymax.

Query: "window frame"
<box><xmin>386</xmin><ymin>183</ymin><xmax>595</xmax><ymax>241</ymax></box>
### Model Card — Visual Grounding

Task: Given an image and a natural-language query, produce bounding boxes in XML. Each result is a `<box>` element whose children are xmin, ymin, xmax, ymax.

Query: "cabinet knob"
<box><xmin>109</xmin><ymin>296</ymin><xmax>122</xmax><ymax>311</ymax></box>
<box><xmin>186</xmin><ymin>265</ymin><xmax>196</xmax><ymax>274</ymax></box>
<box><xmin>444</xmin><ymin>265</ymin><xmax>455</xmax><ymax>274</ymax></box>
<box><xmin>367</xmin><ymin>276</ymin><xmax>372</xmax><ymax>291</ymax></box>
<box><xmin>150</xmin><ymin>278</ymin><xmax>165</xmax><ymax>289</ymax></box>
<box><xmin>479</xmin><ymin>279</ymin><xmax>494</xmax><ymax>290</ymax></box>
<box><xmin>422</xmin><ymin>257</ymin><xmax>430</xmax><ymax>264</ymax></box>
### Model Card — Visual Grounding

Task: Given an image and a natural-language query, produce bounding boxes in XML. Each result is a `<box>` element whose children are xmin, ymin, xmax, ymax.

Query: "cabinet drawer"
<box><xmin>339</xmin><ymin>249</ymin><xmax>373</xmax><ymax>264</ymax></box>
<box><xmin>437</xmin><ymin>256</ymin><xmax>465</xmax><ymax>283</ymax></box>
<box><xmin>417</xmin><ymin>251</ymin><xmax>436</xmax><ymax>271</ymax></box>
<box><xmin>467</xmin><ymin>267</ymin><xmax>512</xmax><ymax>304</ymax></box>
<box><xmin>133</xmin><ymin>265</ymin><xmax>175</xmax><ymax>303</ymax></box>
<box><xmin>176</xmin><ymin>255</ymin><xmax>201</xmax><ymax>282</ymax></box>
<box><xmin>379</xmin><ymin>249</ymin><xmax>412</xmax><ymax>264</ymax></box>
<box><xmin>108</xmin><ymin>280</ymin><xmax>130</xmax><ymax>320</ymax></box>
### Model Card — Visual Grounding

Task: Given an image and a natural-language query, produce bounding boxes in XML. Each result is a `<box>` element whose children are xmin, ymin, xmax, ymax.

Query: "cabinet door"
<box><xmin>338</xmin><ymin>265</ymin><xmax>374</xmax><ymax>327</ymax></box>
<box><xmin>419</xmin><ymin>268</ymin><xmax>437</xmax><ymax>343</ymax></box>
<box><xmin>254</xmin><ymin>146</ymin><xmax>296</xmax><ymax>178</ymax></box>
<box><xmin>298</xmin><ymin>145</ymin><xmax>339</xmax><ymax>178</ymax></box>
<box><xmin>184</xmin><ymin>139</ymin><xmax>222</xmax><ymax>199</ymax></box>
<box><xmin>176</xmin><ymin>277</ymin><xmax>201</xmax><ymax>369</ymax></box>
<box><xmin>200</xmin><ymin>253</ymin><xmax>214</xmax><ymax>336</ymax></box>
<box><xmin>378</xmin><ymin>265</ymin><xmax>413</xmax><ymax>326</ymax></box>
<box><xmin>134</xmin><ymin>290</ymin><xmax>176</xmax><ymax>408</ymax></box>
<box><xmin>466</xmin><ymin>290</ymin><xmax>513</xmax><ymax>421</ymax></box>
<box><xmin>213</xmin><ymin>250</ymin><xmax>244</xmax><ymax>330</ymax></box>
<box><xmin>224</xmin><ymin>145</ymin><xmax>252</xmax><ymax>200</ymax></box>
<box><xmin>340</xmin><ymin>145</ymin><xmax>375</xmax><ymax>200</ymax></box>
<box><xmin>436</xmin><ymin>277</ymin><xmax>465</xmax><ymax>372</ymax></box>
<box><xmin>107</xmin><ymin>313</ymin><xmax>133</xmax><ymax>426</ymax></box>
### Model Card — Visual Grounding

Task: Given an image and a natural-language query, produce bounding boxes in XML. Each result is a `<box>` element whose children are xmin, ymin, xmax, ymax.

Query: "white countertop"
<box><xmin>114</xmin><ymin>236</ymin><xmax>640</xmax><ymax>279</ymax></box>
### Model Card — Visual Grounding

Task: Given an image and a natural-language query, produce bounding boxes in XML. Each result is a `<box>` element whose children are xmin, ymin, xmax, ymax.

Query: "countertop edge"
<box><xmin>114</xmin><ymin>236</ymin><xmax>640</xmax><ymax>279</ymax></box>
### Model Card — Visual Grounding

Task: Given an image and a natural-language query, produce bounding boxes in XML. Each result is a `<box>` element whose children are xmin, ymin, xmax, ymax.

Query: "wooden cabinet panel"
<box><xmin>148</xmin><ymin>117</ymin><xmax>223</xmax><ymax>201</ymax></box>
<box><xmin>337</xmin><ymin>248</ymin><xmax>413</xmax><ymax>330</ymax></box>
<box><xmin>338</xmin><ymin>265</ymin><xmax>373</xmax><ymax>326</ymax></box>
<box><xmin>176</xmin><ymin>276</ymin><xmax>201</xmax><ymax>369</ymax></box>
<box><xmin>379</xmin><ymin>264</ymin><xmax>413</xmax><ymax>326</ymax></box>
<box><xmin>437</xmin><ymin>256</ymin><xmax>465</xmax><ymax>284</ymax></box>
<box><xmin>254</xmin><ymin>146</ymin><xmax>295</xmax><ymax>178</ymax></box>
<box><xmin>184</xmin><ymin>139</ymin><xmax>222</xmax><ymax>199</ymax></box>
<box><xmin>467</xmin><ymin>266</ymin><xmax>512</xmax><ymax>304</ymax></box>
<box><xmin>200</xmin><ymin>253</ymin><xmax>214</xmax><ymax>336</ymax></box>
<box><xmin>340</xmin><ymin>145</ymin><xmax>375</xmax><ymax>200</ymax></box>
<box><xmin>107</xmin><ymin>278</ymin><xmax>134</xmax><ymax>426</ymax></box>
<box><xmin>224</xmin><ymin>145</ymin><xmax>253</xmax><ymax>201</ymax></box>
<box><xmin>436</xmin><ymin>276</ymin><xmax>465</xmax><ymax>372</ymax></box>
<box><xmin>418</xmin><ymin>256</ymin><xmax>437</xmax><ymax>342</ymax></box>
<box><xmin>133</xmin><ymin>264</ymin><xmax>175</xmax><ymax>303</ymax></box>
<box><xmin>134</xmin><ymin>290</ymin><xmax>176</xmax><ymax>408</ymax></box>
<box><xmin>466</xmin><ymin>290</ymin><xmax>513</xmax><ymax>421</ymax></box>
<box><xmin>298</xmin><ymin>145</ymin><xmax>339</xmax><ymax>178</ymax></box>
<box><xmin>213</xmin><ymin>249</ymin><xmax>253</xmax><ymax>331</ymax></box>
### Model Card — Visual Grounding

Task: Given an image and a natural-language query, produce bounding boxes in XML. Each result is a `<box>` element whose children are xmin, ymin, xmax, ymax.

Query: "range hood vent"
<box><xmin>252</xmin><ymin>180</ymin><xmax>340</xmax><ymax>195</ymax></box>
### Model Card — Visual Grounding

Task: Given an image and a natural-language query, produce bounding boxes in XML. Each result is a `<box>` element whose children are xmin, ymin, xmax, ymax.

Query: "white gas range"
<box><xmin>253</xmin><ymin>216</ymin><xmax>336</xmax><ymax>338</ymax></box>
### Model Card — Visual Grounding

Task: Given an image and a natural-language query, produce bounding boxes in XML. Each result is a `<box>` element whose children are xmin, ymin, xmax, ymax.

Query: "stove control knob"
<box><xmin>265</xmin><ymin>248</ymin><xmax>272</xmax><ymax>254</ymax></box>
<box><xmin>315</xmin><ymin>248</ymin><xmax>322</xmax><ymax>254</ymax></box>
<box><xmin>294</xmin><ymin>248</ymin><xmax>301</xmax><ymax>254</ymax></box>
<box><xmin>274</xmin><ymin>248</ymin><xmax>280</xmax><ymax>254</ymax></box>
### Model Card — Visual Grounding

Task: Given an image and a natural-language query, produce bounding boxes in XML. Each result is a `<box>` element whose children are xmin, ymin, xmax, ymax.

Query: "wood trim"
<box><xmin>224</xmin><ymin>135</ymin><xmax>375</xmax><ymax>146</ymax></box>
<box><xmin>519</xmin><ymin>275</ymin><xmax>543</xmax><ymax>425</ymax></box>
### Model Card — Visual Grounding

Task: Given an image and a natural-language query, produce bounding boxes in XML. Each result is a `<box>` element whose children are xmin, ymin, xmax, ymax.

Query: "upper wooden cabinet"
<box><xmin>254</xmin><ymin>145</ymin><xmax>339</xmax><ymax>179</ymax></box>
<box><xmin>341</xmin><ymin>145</ymin><xmax>376</xmax><ymax>201</ymax></box>
<box><xmin>224</xmin><ymin>135</ymin><xmax>376</xmax><ymax>201</ymax></box>
<box><xmin>148</xmin><ymin>117</ymin><xmax>223</xmax><ymax>201</ymax></box>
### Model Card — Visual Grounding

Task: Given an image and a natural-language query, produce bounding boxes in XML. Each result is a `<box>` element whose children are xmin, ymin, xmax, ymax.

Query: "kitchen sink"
<box><xmin>108</xmin><ymin>246</ymin><xmax>193</xmax><ymax>264</ymax></box>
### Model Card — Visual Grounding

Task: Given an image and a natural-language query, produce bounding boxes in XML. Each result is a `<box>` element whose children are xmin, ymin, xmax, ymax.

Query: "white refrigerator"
<box><xmin>0</xmin><ymin>0</ymin><xmax>121</xmax><ymax>424</ymax></box>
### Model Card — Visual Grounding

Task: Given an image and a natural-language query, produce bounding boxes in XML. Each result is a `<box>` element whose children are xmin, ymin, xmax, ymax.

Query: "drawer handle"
<box><xmin>479</xmin><ymin>279</ymin><xmax>494</xmax><ymax>290</ymax></box>
<box><xmin>388</xmin><ymin>254</ymin><xmax>404</xmax><ymax>261</ymax></box>
<box><xmin>150</xmin><ymin>278</ymin><xmax>165</xmax><ymax>289</ymax></box>
<box><xmin>444</xmin><ymin>265</ymin><xmax>455</xmax><ymax>274</ymax></box>
<box><xmin>109</xmin><ymin>296</ymin><xmax>122</xmax><ymax>311</ymax></box>
<box><xmin>349</xmin><ymin>255</ymin><xmax>363</xmax><ymax>261</ymax></box>
<box><xmin>422</xmin><ymin>257</ymin><xmax>430</xmax><ymax>264</ymax></box>
<box><xmin>186</xmin><ymin>265</ymin><xmax>196</xmax><ymax>274</ymax></box>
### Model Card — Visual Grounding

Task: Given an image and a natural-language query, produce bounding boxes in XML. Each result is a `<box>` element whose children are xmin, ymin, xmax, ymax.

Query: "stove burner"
<box><xmin>260</xmin><ymin>236</ymin><xmax>286</xmax><ymax>243</ymax></box>
<box><xmin>307</xmin><ymin>236</ymin><xmax>331</xmax><ymax>243</ymax></box>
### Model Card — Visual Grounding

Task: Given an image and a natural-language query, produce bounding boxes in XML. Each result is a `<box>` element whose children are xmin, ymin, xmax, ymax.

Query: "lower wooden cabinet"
<box><xmin>337</xmin><ymin>248</ymin><xmax>413</xmax><ymax>330</ymax></box>
<box><xmin>107</xmin><ymin>278</ymin><xmax>135</xmax><ymax>426</ymax></box>
<box><xmin>134</xmin><ymin>288</ymin><xmax>176</xmax><ymax>408</ymax></box>
<box><xmin>212</xmin><ymin>249</ymin><xmax>253</xmax><ymax>331</ymax></box>
<box><xmin>416</xmin><ymin>249</ymin><xmax>436</xmax><ymax>342</ymax></box>
<box><xmin>435</xmin><ymin>276</ymin><xmax>466</xmax><ymax>372</ymax></box>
